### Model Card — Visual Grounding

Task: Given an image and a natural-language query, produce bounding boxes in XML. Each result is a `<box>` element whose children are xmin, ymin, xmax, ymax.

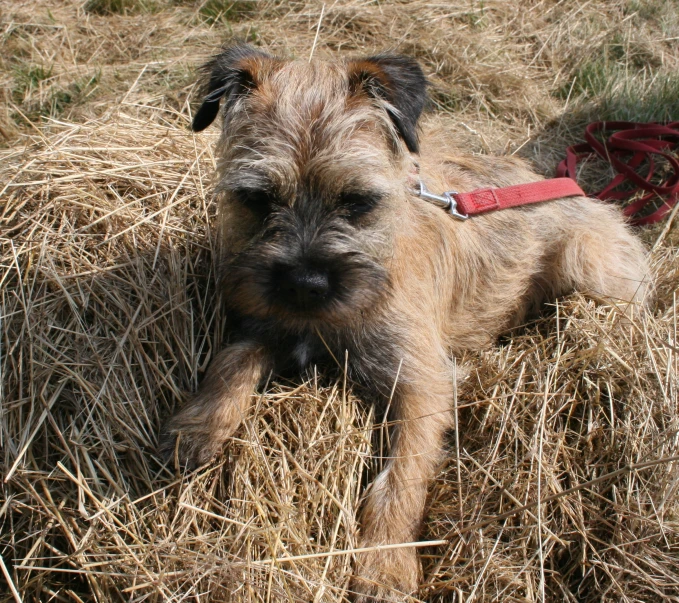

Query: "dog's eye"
<box><xmin>338</xmin><ymin>191</ymin><xmax>381</xmax><ymax>219</ymax></box>
<box><xmin>233</xmin><ymin>188</ymin><xmax>276</xmax><ymax>215</ymax></box>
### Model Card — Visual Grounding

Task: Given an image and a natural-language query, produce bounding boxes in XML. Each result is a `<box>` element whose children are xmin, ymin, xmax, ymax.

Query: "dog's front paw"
<box><xmin>158</xmin><ymin>417</ymin><xmax>225</xmax><ymax>470</ymax></box>
<box><xmin>350</xmin><ymin>545</ymin><xmax>421</xmax><ymax>602</ymax></box>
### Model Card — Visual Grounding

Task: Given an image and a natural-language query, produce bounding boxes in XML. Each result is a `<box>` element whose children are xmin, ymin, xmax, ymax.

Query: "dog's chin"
<box><xmin>227</xmin><ymin>289</ymin><xmax>382</xmax><ymax>333</ymax></box>
<box><xmin>262</xmin><ymin>298</ymin><xmax>374</xmax><ymax>332</ymax></box>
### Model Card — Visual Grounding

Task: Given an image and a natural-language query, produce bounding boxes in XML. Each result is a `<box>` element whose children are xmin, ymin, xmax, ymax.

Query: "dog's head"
<box><xmin>192</xmin><ymin>43</ymin><xmax>428</xmax><ymax>331</ymax></box>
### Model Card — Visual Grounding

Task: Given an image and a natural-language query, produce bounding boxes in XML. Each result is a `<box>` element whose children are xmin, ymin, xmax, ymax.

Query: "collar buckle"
<box><xmin>415</xmin><ymin>181</ymin><xmax>469</xmax><ymax>220</ymax></box>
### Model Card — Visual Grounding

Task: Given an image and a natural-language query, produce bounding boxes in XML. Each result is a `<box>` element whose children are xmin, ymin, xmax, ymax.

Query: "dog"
<box><xmin>161</xmin><ymin>43</ymin><xmax>651</xmax><ymax>601</ymax></box>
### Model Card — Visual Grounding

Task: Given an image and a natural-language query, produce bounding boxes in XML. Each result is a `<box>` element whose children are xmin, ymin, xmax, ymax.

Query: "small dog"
<box><xmin>161</xmin><ymin>43</ymin><xmax>651</xmax><ymax>601</ymax></box>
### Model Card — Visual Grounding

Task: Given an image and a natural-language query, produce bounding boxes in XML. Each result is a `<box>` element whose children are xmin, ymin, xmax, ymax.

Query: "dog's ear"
<box><xmin>348</xmin><ymin>54</ymin><xmax>428</xmax><ymax>153</ymax></box>
<box><xmin>192</xmin><ymin>43</ymin><xmax>273</xmax><ymax>132</ymax></box>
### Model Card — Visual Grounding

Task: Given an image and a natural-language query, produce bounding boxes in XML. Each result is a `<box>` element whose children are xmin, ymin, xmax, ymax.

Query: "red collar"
<box><xmin>416</xmin><ymin>177</ymin><xmax>585</xmax><ymax>220</ymax></box>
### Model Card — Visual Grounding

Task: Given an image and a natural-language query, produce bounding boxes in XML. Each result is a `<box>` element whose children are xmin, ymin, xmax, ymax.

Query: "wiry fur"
<box><xmin>161</xmin><ymin>43</ymin><xmax>652</xmax><ymax>602</ymax></box>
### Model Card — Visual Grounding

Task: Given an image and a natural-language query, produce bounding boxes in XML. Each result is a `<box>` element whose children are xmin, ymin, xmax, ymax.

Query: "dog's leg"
<box><xmin>160</xmin><ymin>341</ymin><xmax>270</xmax><ymax>468</ymax></box>
<box><xmin>550</xmin><ymin>202</ymin><xmax>652</xmax><ymax>312</ymax></box>
<box><xmin>352</xmin><ymin>351</ymin><xmax>453</xmax><ymax>602</ymax></box>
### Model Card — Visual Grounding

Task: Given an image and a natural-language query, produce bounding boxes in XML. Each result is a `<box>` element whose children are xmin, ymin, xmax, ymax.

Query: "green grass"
<box><xmin>625</xmin><ymin>0</ymin><xmax>664</xmax><ymax>20</ymax></box>
<box><xmin>556</xmin><ymin>51</ymin><xmax>679</xmax><ymax>123</ymax></box>
<box><xmin>600</xmin><ymin>72</ymin><xmax>679</xmax><ymax>123</ymax></box>
<box><xmin>197</xmin><ymin>0</ymin><xmax>256</xmax><ymax>25</ymax></box>
<box><xmin>460</xmin><ymin>1</ymin><xmax>488</xmax><ymax>29</ymax></box>
<box><xmin>84</xmin><ymin>0</ymin><xmax>158</xmax><ymax>15</ymax></box>
<box><xmin>11</xmin><ymin>66</ymin><xmax>101</xmax><ymax>124</ymax></box>
<box><xmin>429</xmin><ymin>87</ymin><xmax>465</xmax><ymax>114</ymax></box>
<box><xmin>554</xmin><ymin>17</ymin><xmax>679</xmax><ymax>124</ymax></box>
<box><xmin>557</xmin><ymin>59</ymin><xmax>611</xmax><ymax>100</ymax></box>
<box><xmin>14</xmin><ymin>64</ymin><xmax>53</xmax><ymax>94</ymax></box>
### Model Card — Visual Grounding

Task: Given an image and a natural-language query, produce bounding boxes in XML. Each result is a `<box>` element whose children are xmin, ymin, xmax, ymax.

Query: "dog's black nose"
<box><xmin>278</xmin><ymin>267</ymin><xmax>331</xmax><ymax>310</ymax></box>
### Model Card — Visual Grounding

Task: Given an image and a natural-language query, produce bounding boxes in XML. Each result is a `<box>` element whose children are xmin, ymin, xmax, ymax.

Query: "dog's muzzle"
<box><xmin>275</xmin><ymin>265</ymin><xmax>331</xmax><ymax>311</ymax></box>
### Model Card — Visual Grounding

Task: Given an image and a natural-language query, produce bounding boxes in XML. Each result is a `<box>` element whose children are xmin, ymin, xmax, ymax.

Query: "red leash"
<box><xmin>557</xmin><ymin>121</ymin><xmax>679</xmax><ymax>225</ymax></box>
<box><xmin>418</xmin><ymin>122</ymin><xmax>679</xmax><ymax>225</ymax></box>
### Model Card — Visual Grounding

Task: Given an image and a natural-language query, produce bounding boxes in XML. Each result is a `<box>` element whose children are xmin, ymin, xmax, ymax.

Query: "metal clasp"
<box><xmin>415</xmin><ymin>181</ymin><xmax>469</xmax><ymax>220</ymax></box>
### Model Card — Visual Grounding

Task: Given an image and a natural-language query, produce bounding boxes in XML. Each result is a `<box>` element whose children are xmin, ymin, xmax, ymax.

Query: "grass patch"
<box><xmin>11</xmin><ymin>66</ymin><xmax>101</xmax><ymax>124</ymax></box>
<box><xmin>625</xmin><ymin>0</ymin><xmax>664</xmax><ymax>20</ymax></box>
<box><xmin>554</xmin><ymin>21</ymin><xmax>678</xmax><ymax>123</ymax></box>
<box><xmin>196</xmin><ymin>0</ymin><xmax>257</xmax><ymax>25</ymax></box>
<box><xmin>600</xmin><ymin>71</ymin><xmax>679</xmax><ymax>122</ymax></box>
<box><xmin>460</xmin><ymin>0</ymin><xmax>489</xmax><ymax>28</ymax></box>
<box><xmin>556</xmin><ymin>52</ymin><xmax>679</xmax><ymax>123</ymax></box>
<box><xmin>429</xmin><ymin>87</ymin><xmax>464</xmax><ymax>114</ymax></box>
<box><xmin>84</xmin><ymin>0</ymin><xmax>158</xmax><ymax>15</ymax></box>
<box><xmin>13</xmin><ymin>64</ymin><xmax>54</xmax><ymax>95</ymax></box>
<box><xmin>558</xmin><ymin>58</ymin><xmax>615</xmax><ymax>100</ymax></box>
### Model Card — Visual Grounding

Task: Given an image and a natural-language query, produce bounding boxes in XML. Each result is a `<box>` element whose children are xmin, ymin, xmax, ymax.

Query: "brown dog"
<box><xmin>161</xmin><ymin>43</ymin><xmax>651</xmax><ymax>601</ymax></box>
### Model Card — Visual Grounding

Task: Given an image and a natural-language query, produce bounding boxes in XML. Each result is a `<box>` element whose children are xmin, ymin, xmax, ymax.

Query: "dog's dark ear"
<box><xmin>192</xmin><ymin>43</ymin><xmax>273</xmax><ymax>132</ymax></box>
<box><xmin>348</xmin><ymin>55</ymin><xmax>428</xmax><ymax>153</ymax></box>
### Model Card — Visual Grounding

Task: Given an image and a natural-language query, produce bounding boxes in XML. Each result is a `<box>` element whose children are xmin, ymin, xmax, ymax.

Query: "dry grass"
<box><xmin>1</xmin><ymin>0</ymin><xmax>678</xmax><ymax>601</ymax></box>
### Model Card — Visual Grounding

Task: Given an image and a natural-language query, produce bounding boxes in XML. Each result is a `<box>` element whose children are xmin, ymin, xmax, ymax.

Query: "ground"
<box><xmin>1</xmin><ymin>1</ymin><xmax>678</xmax><ymax>601</ymax></box>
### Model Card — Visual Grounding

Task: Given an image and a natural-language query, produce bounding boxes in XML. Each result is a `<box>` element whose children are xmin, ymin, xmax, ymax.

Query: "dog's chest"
<box><xmin>267</xmin><ymin>328</ymin><xmax>331</xmax><ymax>373</ymax></box>
<box><xmin>291</xmin><ymin>334</ymin><xmax>322</xmax><ymax>369</ymax></box>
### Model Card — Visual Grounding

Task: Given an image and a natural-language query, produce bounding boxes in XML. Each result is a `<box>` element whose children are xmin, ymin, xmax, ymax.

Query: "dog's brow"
<box><xmin>219</xmin><ymin>172</ymin><xmax>283</xmax><ymax>198</ymax></box>
<box><xmin>336</xmin><ymin>188</ymin><xmax>385</xmax><ymax>202</ymax></box>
